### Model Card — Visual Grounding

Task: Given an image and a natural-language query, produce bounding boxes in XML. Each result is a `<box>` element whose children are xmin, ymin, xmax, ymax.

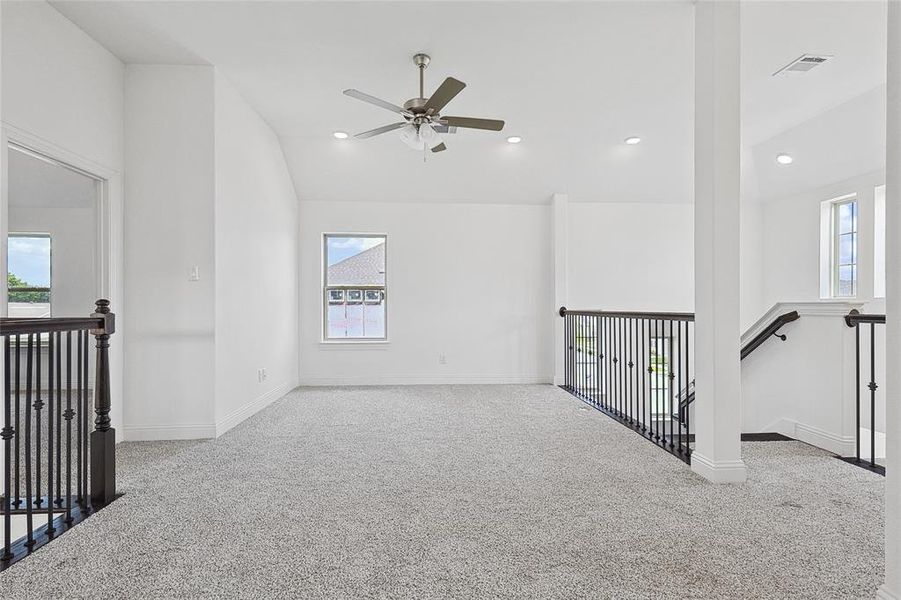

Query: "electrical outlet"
<box><xmin>188</xmin><ymin>266</ymin><xmax>200</xmax><ymax>282</ymax></box>
<box><xmin>257</xmin><ymin>368</ymin><xmax>267</xmax><ymax>383</ymax></box>
<box><xmin>438</xmin><ymin>354</ymin><xmax>447</xmax><ymax>365</ymax></box>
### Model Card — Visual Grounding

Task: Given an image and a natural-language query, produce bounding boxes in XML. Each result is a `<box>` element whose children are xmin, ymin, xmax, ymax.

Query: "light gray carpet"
<box><xmin>0</xmin><ymin>385</ymin><xmax>885</xmax><ymax>599</ymax></box>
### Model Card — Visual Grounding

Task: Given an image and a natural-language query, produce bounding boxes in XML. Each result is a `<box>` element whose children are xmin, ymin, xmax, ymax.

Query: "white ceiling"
<box><xmin>51</xmin><ymin>1</ymin><xmax>887</xmax><ymax>204</ymax></box>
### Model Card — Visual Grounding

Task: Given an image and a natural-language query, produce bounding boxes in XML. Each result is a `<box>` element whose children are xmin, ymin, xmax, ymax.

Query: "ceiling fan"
<box><xmin>343</xmin><ymin>53</ymin><xmax>505</xmax><ymax>153</ymax></box>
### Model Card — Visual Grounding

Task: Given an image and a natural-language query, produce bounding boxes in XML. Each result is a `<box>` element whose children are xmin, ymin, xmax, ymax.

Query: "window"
<box><xmin>832</xmin><ymin>197</ymin><xmax>858</xmax><ymax>298</ymax></box>
<box><xmin>875</xmin><ymin>185</ymin><xmax>886</xmax><ymax>299</ymax></box>
<box><xmin>323</xmin><ymin>234</ymin><xmax>387</xmax><ymax>340</ymax></box>
<box><xmin>7</xmin><ymin>234</ymin><xmax>52</xmax><ymax>317</ymax></box>
<box><xmin>649</xmin><ymin>336</ymin><xmax>671</xmax><ymax>416</ymax></box>
<box><xmin>821</xmin><ymin>195</ymin><xmax>857</xmax><ymax>299</ymax></box>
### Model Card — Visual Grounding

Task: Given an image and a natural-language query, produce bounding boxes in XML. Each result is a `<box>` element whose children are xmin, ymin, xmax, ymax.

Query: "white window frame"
<box><xmin>819</xmin><ymin>194</ymin><xmax>858</xmax><ymax>299</ymax></box>
<box><xmin>321</xmin><ymin>233</ymin><xmax>388</xmax><ymax>343</ymax></box>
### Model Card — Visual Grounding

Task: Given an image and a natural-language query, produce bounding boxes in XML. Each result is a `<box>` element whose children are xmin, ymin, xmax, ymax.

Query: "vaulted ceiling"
<box><xmin>52</xmin><ymin>0</ymin><xmax>887</xmax><ymax>204</ymax></box>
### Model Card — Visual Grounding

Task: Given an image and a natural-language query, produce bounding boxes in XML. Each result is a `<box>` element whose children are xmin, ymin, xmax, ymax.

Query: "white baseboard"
<box><xmin>878</xmin><ymin>584</ymin><xmax>899</xmax><ymax>600</ymax></box>
<box><xmin>298</xmin><ymin>374</ymin><xmax>553</xmax><ymax>386</ymax></box>
<box><xmin>124</xmin><ymin>382</ymin><xmax>293</xmax><ymax>442</ymax></box>
<box><xmin>215</xmin><ymin>381</ymin><xmax>292</xmax><ymax>437</ymax></box>
<box><xmin>690</xmin><ymin>452</ymin><xmax>748</xmax><ymax>483</ymax></box>
<box><xmin>764</xmin><ymin>418</ymin><xmax>856</xmax><ymax>456</ymax></box>
<box><xmin>124</xmin><ymin>423</ymin><xmax>217</xmax><ymax>441</ymax></box>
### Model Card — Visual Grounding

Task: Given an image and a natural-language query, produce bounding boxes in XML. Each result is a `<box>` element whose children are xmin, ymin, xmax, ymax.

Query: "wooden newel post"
<box><xmin>90</xmin><ymin>299</ymin><xmax>116</xmax><ymax>507</ymax></box>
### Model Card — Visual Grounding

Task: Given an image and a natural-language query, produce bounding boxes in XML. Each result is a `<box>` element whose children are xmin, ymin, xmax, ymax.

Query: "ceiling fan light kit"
<box><xmin>343</xmin><ymin>53</ymin><xmax>505</xmax><ymax>154</ymax></box>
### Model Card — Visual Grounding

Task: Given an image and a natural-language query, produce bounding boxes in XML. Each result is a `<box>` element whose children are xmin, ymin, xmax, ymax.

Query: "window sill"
<box><xmin>318</xmin><ymin>340</ymin><xmax>390</xmax><ymax>349</ymax></box>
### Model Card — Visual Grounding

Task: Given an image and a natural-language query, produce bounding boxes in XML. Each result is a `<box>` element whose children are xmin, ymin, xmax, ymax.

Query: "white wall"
<box><xmin>1</xmin><ymin>1</ymin><xmax>124</xmax><ymax>171</ymax></box>
<box><xmin>741</xmin><ymin>302</ymin><xmax>862</xmax><ymax>455</ymax></box>
<box><xmin>298</xmin><ymin>201</ymin><xmax>553</xmax><ymax>384</ymax></box>
<box><xmin>566</xmin><ymin>202</ymin><xmax>695</xmax><ymax>313</ymax></box>
<box><xmin>7</xmin><ymin>206</ymin><xmax>97</xmax><ymax>318</ymax></box>
<box><xmin>124</xmin><ymin>65</ymin><xmax>217</xmax><ymax>439</ymax></box>
<box><xmin>213</xmin><ymin>75</ymin><xmax>299</xmax><ymax>431</ymax></box>
<box><xmin>760</xmin><ymin>170</ymin><xmax>886</xmax><ymax>312</ymax></box>
<box><xmin>1</xmin><ymin>0</ymin><xmax>125</xmax><ymax>435</ymax></box>
<box><xmin>124</xmin><ymin>66</ymin><xmax>298</xmax><ymax>439</ymax></box>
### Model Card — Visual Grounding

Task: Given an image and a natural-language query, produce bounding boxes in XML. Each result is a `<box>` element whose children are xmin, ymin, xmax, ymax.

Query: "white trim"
<box><xmin>321</xmin><ymin>232</ymin><xmax>388</xmax><ymax>343</ymax></box>
<box><xmin>124</xmin><ymin>423</ymin><xmax>217</xmax><ymax>442</ymax></box>
<box><xmin>1</xmin><ymin>123</ymin><xmax>125</xmax><ymax>439</ymax></box>
<box><xmin>125</xmin><ymin>383</ymin><xmax>293</xmax><ymax>441</ymax></box>
<box><xmin>690</xmin><ymin>452</ymin><xmax>748</xmax><ymax>484</ymax></box>
<box><xmin>318</xmin><ymin>340</ymin><xmax>390</xmax><ymax>349</ymax></box>
<box><xmin>215</xmin><ymin>382</ymin><xmax>292</xmax><ymax>437</ymax></box>
<box><xmin>761</xmin><ymin>417</ymin><xmax>857</xmax><ymax>456</ymax></box>
<box><xmin>298</xmin><ymin>374</ymin><xmax>553</xmax><ymax>386</ymax></box>
<box><xmin>878</xmin><ymin>584</ymin><xmax>900</xmax><ymax>600</ymax></box>
<box><xmin>741</xmin><ymin>301</ymin><xmax>863</xmax><ymax>345</ymax></box>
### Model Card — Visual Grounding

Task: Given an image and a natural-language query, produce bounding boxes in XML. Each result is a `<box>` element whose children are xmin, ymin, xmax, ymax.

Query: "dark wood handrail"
<box><xmin>558</xmin><ymin>307</ymin><xmax>695</xmax><ymax>321</ymax></box>
<box><xmin>0</xmin><ymin>299</ymin><xmax>117</xmax><ymax>570</ymax></box>
<box><xmin>0</xmin><ymin>317</ymin><xmax>105</xmax><ymax>335</ymax></box>
<box><xmin>845</xmin><ymin>310</ymin><xmax>886</xmax><ymax>326</ymax></box>
<box><xmin>740</xmin><ymin>310</ymin><xmax>800</xmax><ymax>360</ymax></box>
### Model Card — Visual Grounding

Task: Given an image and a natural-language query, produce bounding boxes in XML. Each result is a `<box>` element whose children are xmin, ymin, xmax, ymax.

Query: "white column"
<box><xmin>880</xmin><ymin>3</ymin><xmax>901</xmax><ymax>598</ymax></box>
<box><xmin>691</xmin><ymin>0</ymin><xmax>747</xmax><ymax>483</ymax></box>
<box><xmin>552</xmin><ymin>193</ymin><xmax>569</xmax><ymax>386</ymax></box>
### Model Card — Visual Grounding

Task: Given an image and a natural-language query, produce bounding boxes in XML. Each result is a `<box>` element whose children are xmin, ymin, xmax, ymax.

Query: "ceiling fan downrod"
<box><xmin>413</xmin><ymin>53</ymin><xmax>430</xmax><ymax>100</ymax></box>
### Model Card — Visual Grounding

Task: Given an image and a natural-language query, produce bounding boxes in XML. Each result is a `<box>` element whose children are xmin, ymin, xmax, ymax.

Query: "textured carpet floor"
<box><xmin>0</xmin><ymin>385</ymin><xmax>884</xmax><ymax>599</ymax></box>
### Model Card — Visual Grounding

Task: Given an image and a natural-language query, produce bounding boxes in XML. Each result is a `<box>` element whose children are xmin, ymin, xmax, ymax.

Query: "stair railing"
<box><xmin>559</xmin><ymin>307</ymin><xmax>695</xmax><ymax>462</ymax></box>
<box><xmin>674</xmin><ymin>310</ymin><xmax>800</xmax><ymax>421</ymax></box>
<box><xmin>843</xmin><ymin>310</ymin><xmax>886</xmax><ymax>475</ymax></box>
<box><xmin>0</xmin><ymin>299</ymin><xmax>117</xmax><ymax>568</ymax></box>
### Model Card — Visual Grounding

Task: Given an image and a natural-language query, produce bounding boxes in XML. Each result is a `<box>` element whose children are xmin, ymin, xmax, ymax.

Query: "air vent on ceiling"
<box><xmin>773</xmin><ymin>54</ymin><xmax>833</xmax><ymax>76</ymax></box>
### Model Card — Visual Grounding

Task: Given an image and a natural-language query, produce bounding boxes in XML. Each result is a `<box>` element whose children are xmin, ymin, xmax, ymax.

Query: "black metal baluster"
<box><xmin>584</xmin><ymin>315</ymin><xmax>590</xmax><ymax>400</ymax></box>
<box><xmin>666</xmin><ymin>319</ymin><xmax>676</xmax><ymax>450</ymax></box>
<box><xmin>627</xmin><ymin>318</ymin><xmax>633</xmax><ymax>424</ymax></box>
<box><xmin>676</xmin><ymin>321</ymin><xmax>683</xmax><ymax>454</ymax></box>
<box><xmin>655</xmin><ymin>319</ymin><xmax>662</xmax><ymax>443</ymax></box>
<box><xmin>564</xmin><ymin>314</ymin><xmax>569</xmax><ymax>389</ymax></box>
<box><xmin>591</xmin><ymin>315</ymin><xmax>601</xmax><ymax>406</ymax></box>
<box><xmin>46</xmin><ymin>331</ymin><xmax>55</xmax><ymax>535</ymax></box>
<box><xmin>35</xmin><ymin>332</ymin><xmax>42</xmax><ymax>510</ymax></box>
<box><xmin>616</xmin><ymin>317</ymin><xmax>622</xmax><ymax>417</ymax></box>
<box><xmin>3</xmin><ymin>336</ymin><xmax>13</xmax><ymax>561</ymax></box>
<box><xmin>55</xmin><ymin>331</ymin><xmax>62</xmax><ymax>507</ymax></box>
<box><xmin>633</xmin><ymin>318</ymin><xmax>639</xmax><ymax>426</ymax></box>
<box><xmin>585</xmin><ymin>315</ymin><xmax>590</xmax><ymax>400</ymax></box>
<box><xmin>14</xmin><ymin>335</ymin><xmax>21</xmax><ymax>508</ymax></box>
<box><xmin>82</xmin><ymin>330</ymin><xmax>90</xmax><ymax>512</ymax></box>
<box><xmin>65</xmin><ymin>331</ymin><xmax>73</xmax><ymax>524</ymax></box>
<box><xmin>685</xmin><ymin>321</ymin><xmax>691</xmax><ymax>457</ymax></box>
<box><xmin>855</xmin><ymin>323</ymin><xmax>861</xmax><ymax>463</ymax></box>
<box><xmin>24</xmin><ymin>334</ymin><xmax>35</xmax><ymax>549</ymax></box>
<box><xmin>76</xmin><ymin>330</ymin><xmax>82</xmax><ymax>503</ymax></box>
<box><xmin>641</xmin><ymin>318</ymin><xmax>647</xmax><ymax>434</ymax></box>
<box><xmin>613</xmin><ymin>317</ymin><xmax>619</xmax><ymax>416</ymax></box>
<box><xmin>870</xmin><ymin>323</ymin><xmax>877</xmax><ymax>470</ymax></box>
<box><xmin>576</xmin><ymin>315</ymin><xmax>581</xmax><ymax>397</ymax></box>
<box><xmin>619</xmin><ymin>317</ymin><xmax>625</xmax><ymax>417</ymax></box>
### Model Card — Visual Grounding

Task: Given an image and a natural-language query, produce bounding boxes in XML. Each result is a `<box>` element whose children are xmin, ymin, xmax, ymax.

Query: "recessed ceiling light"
<box><xmin>333</xmin><ymin>131</ymin><xmax>349</xmax><ymax>140</ymax></box>
<box><xmin>506</xmin><ymin>136</ymin><xmax>522</xmax><ymax>144</ymax></box>
<box><xmin>624</xmin><ymin>136</ymin><xmax>641</xmax><ymax>145</ymax></box>
<box><xmin>776</xmin><ymin>153</ymin><xmax>793</xmax><ymax>165</ymax></box>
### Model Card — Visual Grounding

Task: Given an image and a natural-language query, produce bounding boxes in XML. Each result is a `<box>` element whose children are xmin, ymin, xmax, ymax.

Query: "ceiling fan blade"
<box><xmin>353</xmin><ymin>122</ymin><xmax>407</xmax><ymax>139</ymax></box>
<box><xmin>441</xmin><ymin>116</ymin><xmax>505</xmax><ymax>131</ymax></box>
<box><xmin>431</xmin><ymin>142</ymin><xmax>447</xmax><ymax>153</ymax></box>
<box><xmin>423</xmin><ymin>77</ymin><xmax>466</xmax><ymax>114</ymax></box>
<box><xmin>343</xmin><ymin>89</ymin><xmax>411</xmax><ymax>116</ymax></box>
